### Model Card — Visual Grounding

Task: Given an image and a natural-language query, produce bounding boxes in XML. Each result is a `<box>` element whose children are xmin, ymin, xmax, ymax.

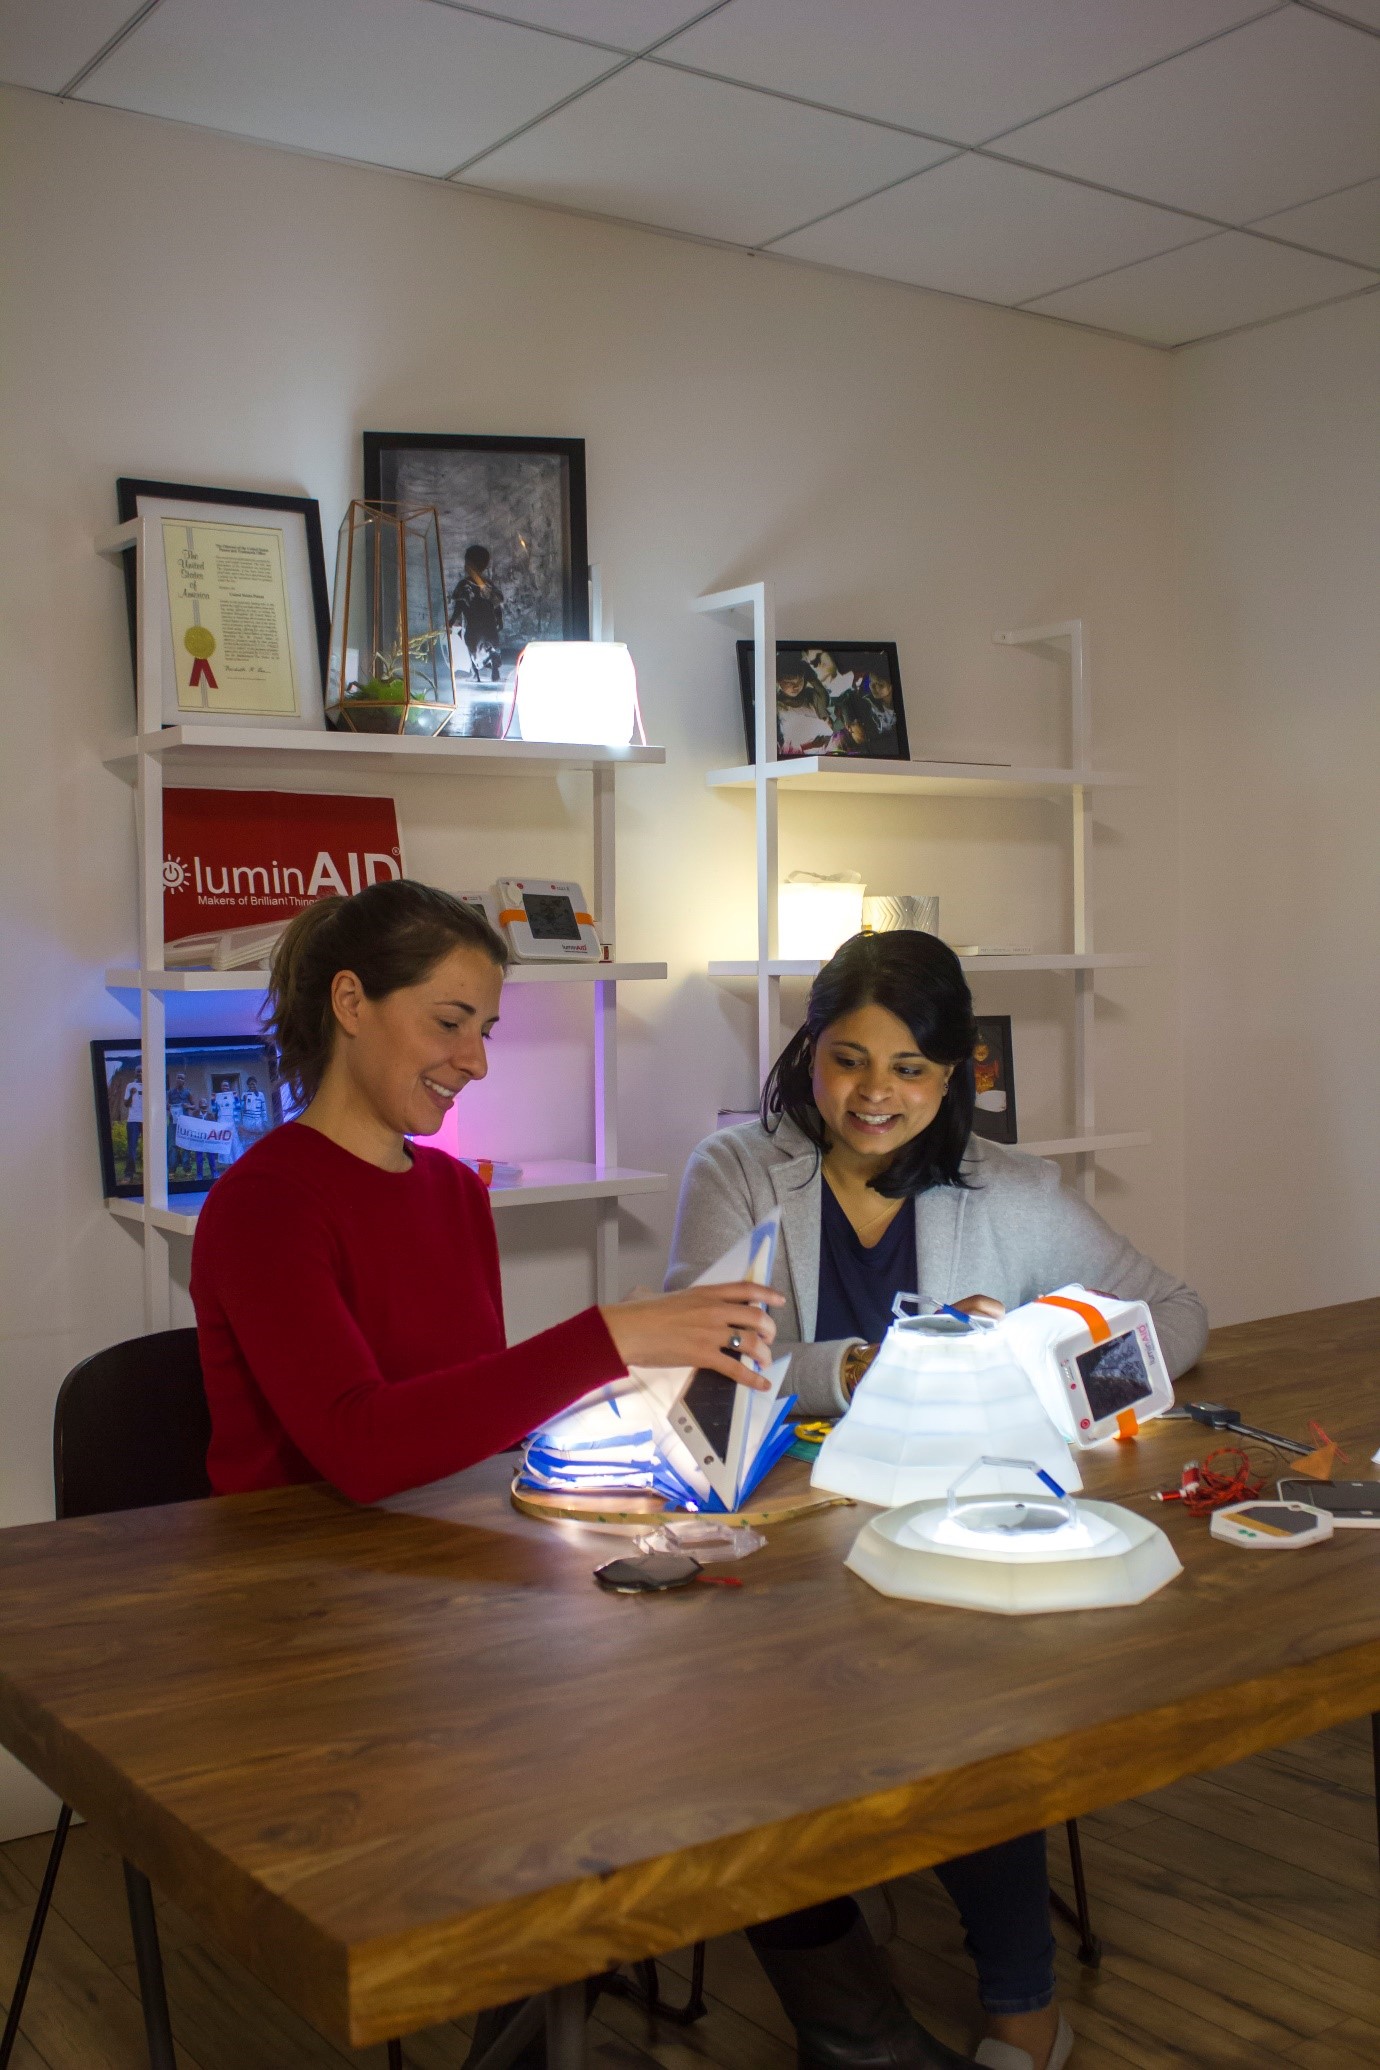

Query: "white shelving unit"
<box><xmin>99</xmin><ymin>517</ymin><xmax>667</xmax><ymax>1326</ymax></box>
<box><xmin>695</xmin><ymin>584</ymin><xmax>1148</xmax><ymax>1200</ymax></box>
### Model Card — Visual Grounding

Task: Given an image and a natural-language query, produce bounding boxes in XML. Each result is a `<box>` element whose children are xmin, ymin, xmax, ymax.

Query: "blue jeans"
<box><xmin>745</xmin><ymin>1830</ymin><xmax>1054</xmax><ymax>2015</ymax></box>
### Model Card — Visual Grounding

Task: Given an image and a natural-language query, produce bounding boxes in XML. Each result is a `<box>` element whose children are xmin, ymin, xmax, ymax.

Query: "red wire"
<box><xmin>1179</xmin><ymin>1446</ymin><xmax>1265</xmax><ymax>1517</ymax></box>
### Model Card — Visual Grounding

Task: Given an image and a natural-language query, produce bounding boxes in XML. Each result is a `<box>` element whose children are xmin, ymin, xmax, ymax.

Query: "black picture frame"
<box><xmin>970</xmin><ymin>1016</ymin><xmax>1017</xmax><ymax>1145</ymax></box>
<box><xmin>736</xmin><ymin>641</ymin><xmax>908</xmax><ymax>764</ymax></box>
<box><xmin>92</xmin><ymin>1035</ymin><xmax>288</xmax><ymax>1201</ymax></box>
<box><xmin>115</xmin><ymin>477</ymin><xmax>332</xmax><ymax>696</ymax></box>
<box><xmin>364</xmin><ymin>434</ymin><xmax>589</xmax><ymax>734</ymax></box>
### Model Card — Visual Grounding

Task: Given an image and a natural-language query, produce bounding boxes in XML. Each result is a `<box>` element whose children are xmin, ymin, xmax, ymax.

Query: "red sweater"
<box><xmin>191</xmin><ymin>1123</ymin><xmax>626</xmax><ymax>1502</ymax></box>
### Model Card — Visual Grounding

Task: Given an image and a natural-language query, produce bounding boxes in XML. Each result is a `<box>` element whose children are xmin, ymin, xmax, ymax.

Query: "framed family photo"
<box><xmin>116</xmin><ymin>478</ymin><xmax>331</xmax><ymax>731</ymax></box>
<box><xmin>363</xmin><ymin>433</ymin><xmax>589</xmax><ymax>738</ymax></box>
<box><xmin>970</xmin><ymin>1015</ymin><xmax>1017</xmax><ymax>1144</ymax></box>
<box><xmin>737</xmin><ymin>642</ymin><xmax>909</xmax><ymax>764</ymax></box>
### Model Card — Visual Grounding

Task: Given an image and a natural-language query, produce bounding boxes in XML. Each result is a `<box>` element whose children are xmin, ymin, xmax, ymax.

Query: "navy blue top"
<box><xmin>816</xmin><ymin>1180</ymin><xmax>917</xmax><ymax>1345</ymax></box>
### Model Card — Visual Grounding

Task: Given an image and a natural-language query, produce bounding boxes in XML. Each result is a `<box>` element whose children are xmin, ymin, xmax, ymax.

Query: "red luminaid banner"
<box><xmin>162</xmin><ymin>789</ymin><xmax>403</xmax><ymax>943</ymax></box>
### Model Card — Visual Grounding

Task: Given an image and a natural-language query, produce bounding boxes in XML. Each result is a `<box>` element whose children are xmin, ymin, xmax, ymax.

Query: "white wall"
<box><xmin>0</xmin><ymin>86</ymin><xmax>1183</xmax><ymax>1835</ymax></box>
<box><xmin>1174</xmin><ymin>293</ymin><xmax>1380</xmax><ymax>1326</ymax></box>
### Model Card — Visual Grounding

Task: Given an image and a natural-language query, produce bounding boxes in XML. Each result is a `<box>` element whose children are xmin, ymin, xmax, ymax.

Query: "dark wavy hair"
<box><xmin>264</xmin><ymin>878</ymin><xmax>508</xmax><ymax>1106</ymax></box>
<box><xmin>760</xmin><ymin>931</ymin><xmax>979</xmax><ymax>1197</ymax></box>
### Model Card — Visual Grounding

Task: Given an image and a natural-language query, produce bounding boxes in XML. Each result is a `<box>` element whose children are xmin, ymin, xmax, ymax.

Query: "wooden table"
<box><xmin>1</xmin><ymin>1299</ymin><xmax>1379</xmax><ymax>2055</ymax></box>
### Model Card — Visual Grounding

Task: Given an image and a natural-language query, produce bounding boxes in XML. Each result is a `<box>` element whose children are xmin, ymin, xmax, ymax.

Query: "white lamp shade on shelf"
<box><xmin>512</xmin><ymin>642</ymin><xmax>638</xmax><ymax>746</ymax></box>
<box><xmin>778</xmin><ymin>874</ymin><xmax>865</xmax><ymax>961</ymax></box>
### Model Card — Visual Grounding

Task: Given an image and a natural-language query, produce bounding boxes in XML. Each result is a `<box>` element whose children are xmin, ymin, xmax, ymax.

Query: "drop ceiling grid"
<box><xmin>1</xmin><ymin>0</ymin><xmax>1377</xmax><ymax>344</ymax></box>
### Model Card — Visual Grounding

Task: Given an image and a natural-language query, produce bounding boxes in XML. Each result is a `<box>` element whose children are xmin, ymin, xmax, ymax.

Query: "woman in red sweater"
<box><xmin>192</xmin><ymin>880</ymin><xmax>779</xmax><ymax>1502</ymax></box>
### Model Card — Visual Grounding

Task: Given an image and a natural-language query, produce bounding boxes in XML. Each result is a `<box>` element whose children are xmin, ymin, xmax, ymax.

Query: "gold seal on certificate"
<box><xmin>162</xmin><ymin>519</ymin><xmax>299</xmax><ymax>717</ymax></box>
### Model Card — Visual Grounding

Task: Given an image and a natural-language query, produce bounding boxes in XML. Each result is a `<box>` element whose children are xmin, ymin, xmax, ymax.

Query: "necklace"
<box><xmin>823</xmin><ymin>1165</ymin><xmax>905</xmax><ymax>1246</ymax></box>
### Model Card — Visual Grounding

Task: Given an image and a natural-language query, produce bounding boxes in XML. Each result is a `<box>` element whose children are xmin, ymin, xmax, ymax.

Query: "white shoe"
<box><xmin>974</xmin><ymin>2010</ymin><xmax>1073</xmax><ymax>2070</ymax></box>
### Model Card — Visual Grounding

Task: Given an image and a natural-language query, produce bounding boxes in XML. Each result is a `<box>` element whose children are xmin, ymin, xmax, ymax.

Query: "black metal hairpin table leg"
<box><xmin>0</xmin><ymin>1803</ymin><xmax>73</xmax><ymax>2069</ymax></box>
<box><xmin>123</xmin><ymin>1860</ymin><xmax>177</xmax><ymax>2070</ymax></box>
<box><xmin>601</xmin><ymin>1941</ymin><xmax>708</xmax><ymax>2025</ymax></box>
<box><xmin>1049</xmin><ymin>1820</ymin><xmax>1101</xmax><ymax>1970</ymax></box>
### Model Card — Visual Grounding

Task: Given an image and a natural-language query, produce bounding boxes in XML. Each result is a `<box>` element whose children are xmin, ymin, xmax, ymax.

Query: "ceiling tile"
<box><xmin>0</xmin><ymin>0</ymin><xmax>142</xmax><ymax>91</ymax></box>
<box><xmin>1314</xmin><ymin>0</ymin><xmax>1380</xmax><ymax>27</ymax></box>
<box><xmin>773</xmin><ymin>154</ymin><xmax>1210</xmax><ymax>307</ymax></box>
<box><xmin>657</xmin><ymin>0</ymin><xmax>1268</xmax><ymax>146</ymax></box>
<box><xmin>1252</xmin><ymin>176</ymin><xmax>1380</xmax><ymax>268</ymax></box>
<box><xmin>472</xmin><ymin>2</ymin><xmax>712</xmax><ymax>48</ymax></box>
<box><xmin>72</xmin><ymin>0</ymin><xmax>617</xmax><ymax>177</ymax></box>
<box><xmin>459</xmin><ymin>60</ymin><xmax>948</xmax><ymax>246</ymax></box>
<box><xmin>1008</xmin><ymin>8</ymin><xmax>1380</xmax><ymax>224</ymax></box>
<box><xmin>1025</xmin><ymin>230</ymin><xmax>1376</xmax><ymax>344</ymax></box>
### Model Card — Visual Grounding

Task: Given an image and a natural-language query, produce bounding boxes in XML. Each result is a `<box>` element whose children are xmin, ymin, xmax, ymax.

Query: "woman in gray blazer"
<box><xmin>666</xmin><ymin>932</ymin><xmax>1207</xmax><ymax>2070</ymax></box>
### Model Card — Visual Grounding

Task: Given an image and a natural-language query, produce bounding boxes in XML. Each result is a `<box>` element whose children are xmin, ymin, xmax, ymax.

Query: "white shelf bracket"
<box><xmin>696</xmin><ymin>581</ymin><xmax>779</xmax><ymax>1088</ymax></box>
<box><xmin>995</xmin><ymin>620</ymin><xmax>1098</xmax><ymax>1199</ymax></box>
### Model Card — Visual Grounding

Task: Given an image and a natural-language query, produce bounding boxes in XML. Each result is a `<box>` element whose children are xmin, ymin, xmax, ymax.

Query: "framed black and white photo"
<box><xmin>970</xmin><ymin>1016</ymin><xmax>1017</xmax><ymax>1145</ymax></box>
<box><xmin>92</xmin><ymin>1035</ymin><xmax>289</xmax><ymax>1201</ymax></box>
<box><xmin>116</xmin><ymin>479</ymin><xmax>330</xmax><ymax>731</ymax></box>
<box><xmin>737</xmin><ymin>642</ymin><xmax>908</xmax><ymax>764</ymax></box>
<box><xmin>363</xmin><ymin>433</ymin><xmax>589</xmax><ymax>738</ymax></box>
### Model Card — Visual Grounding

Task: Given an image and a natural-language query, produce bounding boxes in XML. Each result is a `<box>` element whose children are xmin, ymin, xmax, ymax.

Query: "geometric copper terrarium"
<box><xmin>325</xmin><ymin>501</ymin><xmax>456</xmax><ymax>736</ymax></box>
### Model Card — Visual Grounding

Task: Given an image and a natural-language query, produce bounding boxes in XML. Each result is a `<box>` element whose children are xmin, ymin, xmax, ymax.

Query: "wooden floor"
<box><xmin>2</xmin><ymin>1719</ymin><xmax>1378</xmax><ymax>2069</ymax></box>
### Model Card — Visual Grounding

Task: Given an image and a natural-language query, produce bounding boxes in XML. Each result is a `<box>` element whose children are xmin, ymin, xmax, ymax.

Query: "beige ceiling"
<box><xmin>4</xmin><ymin>0</ymin><xmax>1379</xmax><ymax>346</ymax></box>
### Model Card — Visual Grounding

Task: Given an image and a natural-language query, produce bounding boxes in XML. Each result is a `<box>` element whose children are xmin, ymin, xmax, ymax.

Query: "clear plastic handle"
<box><xmin>946</xmin><ymin>1455</ymin><xmax>1074</xmax><ymax>1522</ymax></box>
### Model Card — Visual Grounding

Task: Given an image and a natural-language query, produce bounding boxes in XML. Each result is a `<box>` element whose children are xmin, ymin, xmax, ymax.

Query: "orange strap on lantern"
<box><xmin>1036</xmin><ymin>1293</ymin><xmax>1111</xmax><ymax>1343</ymax></box>
<box><xmin>1037</xmin><ymin>1294</ymin><xmax>1140</xmax><ymax>1440</ymax></box>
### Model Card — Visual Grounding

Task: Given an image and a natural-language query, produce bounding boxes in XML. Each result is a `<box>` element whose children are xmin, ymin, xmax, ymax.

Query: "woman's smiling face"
<box><xmin>810</xmin><ymin>1001</ymin><xmax>953</xmax><ymax>1164</ymax></box>
<box><xmin>332</xmin><ymin>942</ymin><xmax>504</xmax><ymax>1140</ymax></box>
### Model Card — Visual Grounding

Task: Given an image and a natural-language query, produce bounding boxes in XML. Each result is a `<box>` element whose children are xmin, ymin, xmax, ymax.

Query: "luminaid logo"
<box><xmin>162</xmin><ymin>789</ymin><xmax>403</xmax><ymax>943</ymax></box>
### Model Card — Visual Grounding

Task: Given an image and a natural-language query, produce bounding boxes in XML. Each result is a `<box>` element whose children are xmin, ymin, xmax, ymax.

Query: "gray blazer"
<box><xmin>665</xmin><ymin>1118</ymin><xmax>1208</xmax><ymax>1417</ymax></box>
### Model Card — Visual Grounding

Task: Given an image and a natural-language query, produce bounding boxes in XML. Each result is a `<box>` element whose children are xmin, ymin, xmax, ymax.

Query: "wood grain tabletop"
<box><xmin>0</xmin><ymin>1298</ymin><xmax>1378</xmax><ymax>2047</ymax></box>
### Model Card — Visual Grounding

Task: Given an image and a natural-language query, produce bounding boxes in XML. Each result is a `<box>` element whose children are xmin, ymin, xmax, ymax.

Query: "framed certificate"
<box><xmin>116</xmin><ymin>479</ymin><xmax>331</xmax><ymax>730</ymax></box>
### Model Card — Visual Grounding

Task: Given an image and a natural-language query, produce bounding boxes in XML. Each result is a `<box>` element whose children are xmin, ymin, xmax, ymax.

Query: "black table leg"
<box><xmin>122</xmin><ymin>1860</ymin><xmax>176</xmax><ymax>2070</ymax></box>
<box><xmin>0</xmin><ymin>1803</ymin><xmax>73</xmax><ymax>2069</ymax></box>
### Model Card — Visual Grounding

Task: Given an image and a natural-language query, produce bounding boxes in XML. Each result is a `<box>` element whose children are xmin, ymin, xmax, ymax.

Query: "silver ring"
<box><xmin>728</xmin><ymin>1332</ymin><xmax>743</xmax><ymax>1354</ymax></box>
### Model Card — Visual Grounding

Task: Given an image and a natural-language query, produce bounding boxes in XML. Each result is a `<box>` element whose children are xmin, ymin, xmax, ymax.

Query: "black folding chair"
<box><xmin>0</xmin><ymin>1329</ymin><xmax>413</xmax><ymax>2069</ymax></box>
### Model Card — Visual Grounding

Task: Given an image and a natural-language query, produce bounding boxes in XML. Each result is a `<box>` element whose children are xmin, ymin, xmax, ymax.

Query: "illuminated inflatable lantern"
<box><xmin>846</xmin><ymin>1456</ymin><xmax>1182</xmax><ymax>1614</ymax></box>
<box><xmin>812</xmin><ymin>1304</ymin><xmax>1078</xmax><ymax>1506</ymax></box>
<box><xmin>812</xmin><ymin>1285</ymin><xmax>1175</xmax><ymax>1509</ymax></box>
<box><xmin>994</xmin><ymin>1285</ymin><xmax>1175</xmax><ymax>1449</ymax></box>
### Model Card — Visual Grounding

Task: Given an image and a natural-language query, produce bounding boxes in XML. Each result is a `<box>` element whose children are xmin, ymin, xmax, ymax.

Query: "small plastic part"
<box><xmin>1115</xmin><ymin>1409</ymin><xmax>1140</xmax><ymax>1443</ymax></box>
<box><xmin>636</xmin><ymin>1520</ymin><xmax>766</xmax><ymax>1562</ymax></box>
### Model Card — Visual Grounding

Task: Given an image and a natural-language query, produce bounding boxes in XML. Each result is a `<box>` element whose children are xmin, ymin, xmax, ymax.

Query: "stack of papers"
<box><xmin>165</xmin><ymin>922</ymin><xmax>286</xmax><ymax>970</ymax></box>
<box><xmin>517</xmin><ymin>1214</ymin><xmax>797</xmax><ymax>1513</ymax></box>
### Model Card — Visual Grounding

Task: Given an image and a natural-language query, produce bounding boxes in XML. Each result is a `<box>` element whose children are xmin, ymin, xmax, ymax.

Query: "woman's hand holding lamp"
<box><xmin>600</xmin><ymin>1282</ymin><xmax>784</xmax><ymax>1387</ymax></box>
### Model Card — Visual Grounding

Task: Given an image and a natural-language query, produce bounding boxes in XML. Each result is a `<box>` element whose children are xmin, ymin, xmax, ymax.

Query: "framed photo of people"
<box><xmin>115</xmin><ymin>478</ymin><xmax>331</xmax><ymax>730</ymax></box>
<box><xmin>92</xmin><ymin>1036</ymin><xmax>289</xmax><ymax>1201</ymax></box>
<box><xmin>737</xmin><ymin>642</ymin><xmax>909</xmax><ymax>764</ymax></box>
<box><xmin>970</xmin><ymin>1016</ymin><xmax>1017</xmax><ymax>1144</ymax></box>
<box><xmin>363</xmin><ymin>433</ymin><xmax>589</xmax><ymax>739</ymax></box>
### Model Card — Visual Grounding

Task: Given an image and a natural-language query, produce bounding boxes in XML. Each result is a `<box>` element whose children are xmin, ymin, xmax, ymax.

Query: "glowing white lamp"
<box><xmin>778</xmin><ymin>872</ymin><xmax>865</xmax><ymax>961</ymax></box>
<box><xmin>846</xmin><ymin>1457</ymin><xmax>1182</xmax><ymax>1614</ymax></box>
<box><xmin>512</xmin><ymin>642</ymin><xmax>639</xmax><ymax>746</ymax></box>
<box><xmin>813</xmin><ymin>1307</ymin><xmax>1081</xmax><ymax>1507</ymax></box>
